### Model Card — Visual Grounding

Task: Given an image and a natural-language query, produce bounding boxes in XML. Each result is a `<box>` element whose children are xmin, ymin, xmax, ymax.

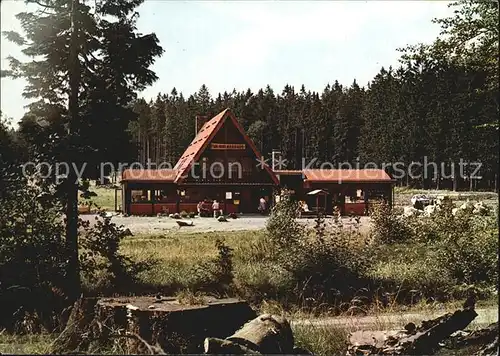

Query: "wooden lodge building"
<box><xmin>121</xmin><ymin>109</ymin><xmax>395</xmax><ymax>216</ymax></box>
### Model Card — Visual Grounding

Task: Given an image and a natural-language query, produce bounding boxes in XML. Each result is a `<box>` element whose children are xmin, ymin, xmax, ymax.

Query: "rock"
<box><xmin>424</xmin><ymin>205</ymin><xmax>437</xmax><ymax>217</ymax></box>
<box><xmin>459</xmin><ymin>200</ymin><xmax>475</xmax><ymax>211</ymax></box>
<box><xmin>176</xmin><ymin>220</ymin><xmax>193</xmax><ymax>227</ymax></box>
<box><xmin>217</xmin><ymin>215</ymin><xmax>228</xmax><ymax>222</ymax></box>
<box><xmin>123</xmin><ymin>228</ymin><xmax>133</xmax><ymax>237</ymax></box>
<box><xmin>473</xmin><ymin>202</ymin><xmax>490</xmax><ymax>215</ymax></box>
<box><xmin>403</xmin><ymin>206</ymin><xmax>422</xmax><ymax>217</ymax></box>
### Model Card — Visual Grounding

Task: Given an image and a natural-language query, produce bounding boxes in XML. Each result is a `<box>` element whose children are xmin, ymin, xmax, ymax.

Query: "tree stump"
<box><xmin>97</xmin><ymin>296</ymin><xmax>256</xmax><ymax>354</ymax></box>
<box><xmin>50</xmin><ymin>297</ymin><xmax>100</xmax><ymax>354</ymax></box>
<box><xmin>50</xmin><ymin>296</ymin><xmax>256</xmax><ymax>354</ymax></box>
<box><xmin>204</xmin><ymin>314</ymin><xmax>294</xmax><ymax>354</ymax></box>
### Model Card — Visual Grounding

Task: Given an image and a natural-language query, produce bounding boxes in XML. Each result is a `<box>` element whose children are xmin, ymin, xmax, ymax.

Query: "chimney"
<box><xmin>195</xmin><ymin>115</ymin><xmax>210</xmax><ymax>135</ymax></box>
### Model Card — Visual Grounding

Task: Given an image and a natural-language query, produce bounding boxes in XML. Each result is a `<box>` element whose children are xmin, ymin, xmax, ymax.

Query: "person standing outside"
<box><xmin>259</xmin><ymin>197</ymin><xmax>267</xmax><ymax>215</ymax></box>
<box><xmin>212</xmin><ymin>199</ymin><xmax>222</xmax><ymax>218</ymax></box>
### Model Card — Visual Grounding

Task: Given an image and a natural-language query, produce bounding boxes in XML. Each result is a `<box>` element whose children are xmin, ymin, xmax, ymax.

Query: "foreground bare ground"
<box><xmin>81</xmin><ymin>214</ymin><xmax>372</xmax><ymax>235</ymax></box>
<box><xmin>292</xmin><ymin>307</ymin><xmax>498</xmax><ymax>329</ymax></box>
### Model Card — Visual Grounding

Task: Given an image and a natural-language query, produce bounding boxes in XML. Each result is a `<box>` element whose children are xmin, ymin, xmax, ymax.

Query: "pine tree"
<box><xmin>3</xmin><ymin>0</ymin><xmax>163</xmax><ymax>299</ymax></box>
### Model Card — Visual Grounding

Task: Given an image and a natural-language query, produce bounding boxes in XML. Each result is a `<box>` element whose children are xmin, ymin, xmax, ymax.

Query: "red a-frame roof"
<box><xmin>173</xmin><ymin>108</ymin><xmax>279</xmax><ymax>185</ymax></box>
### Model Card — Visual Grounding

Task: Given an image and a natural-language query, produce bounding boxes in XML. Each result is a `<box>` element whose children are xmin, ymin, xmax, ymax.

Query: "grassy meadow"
<box><xmin>4</xmin><ymin>186</ymin><xmax>496</xmax><ymax>355</ymax></box>
<box><xmin>79</xmin><ymin>186</ymin><xmax>498</xmax><ymax>306</ymax></box>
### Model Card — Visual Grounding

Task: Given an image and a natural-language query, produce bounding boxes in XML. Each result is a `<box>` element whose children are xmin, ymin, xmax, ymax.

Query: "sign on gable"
<box><xmin>211</xmin><ymin>143</ymin><xmax>246</xmax><ymax>150</ymax></box>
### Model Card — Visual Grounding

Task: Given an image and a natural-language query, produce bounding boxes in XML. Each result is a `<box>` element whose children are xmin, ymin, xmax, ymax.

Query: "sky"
<box><xmin>0</xmin><ymin>0</ymin><xmax>453</xmax><ymax>123</ymax></box>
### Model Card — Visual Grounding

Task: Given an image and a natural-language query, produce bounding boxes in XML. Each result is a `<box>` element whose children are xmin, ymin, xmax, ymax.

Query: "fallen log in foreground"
<box><xmin>204</xmin><ymin>314</ymin><xmax>310</xmax><ymax>354</ymax></box>
<box><xmin>347</xmin><ymin>307</ymin><xmax>478</xmax><ymax>355</ymax></box>
<box><xmin>477</xmin><ymin>334</ymin><xmax>498</xmax><ymax>356</ymax></box>
<box><xmin>451</xmin><ymin>322</ymin><xmax>499</xmax><ymax>356</ymax></box>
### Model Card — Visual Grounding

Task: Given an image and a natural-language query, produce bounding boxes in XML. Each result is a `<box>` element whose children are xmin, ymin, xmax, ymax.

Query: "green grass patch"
<box><xmin>118</xmin><ymin>230</ymin><xmax>271</xmax><ymax>292</ymax></box>
<box><xmin>292</xmin><ymin>324</ymin><xmax>348</xmax><ymax>356</ymax></box>
<box><xmin>368</xmin><ymin>243</ymin><xmax>451</xmax><ymax>294</ymax></box>
<box><xmin>0</xmin><ymin>332</ymin><xmax>55</xmax><ymax>354</ymax></box>
<box><xmin>79</xmin><ymin>186</ymin><xmax>118</xmax><ymax>211</ymax></box>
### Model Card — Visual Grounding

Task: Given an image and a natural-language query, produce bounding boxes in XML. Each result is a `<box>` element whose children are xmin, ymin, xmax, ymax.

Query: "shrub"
<box><xmin>266</xmin><ymin>194</ymin><xmax>374</xmax><ymax>305</ymax></box>
<box><xmin>266</xmin><ymin>190</ymin><xmax>304</xmax><ymax>251</ymax></box>
<box><xmin>79</xmin><ymin>211</ymin><xmax>156</xmax><ymax>293</ymax></box>
<box><xmin>189</xmin><ymin>238</ymin><xmax>234</xmax><ymax>295</ymax></box>
<box><xmin>370</xmin><ymin>199</ymin><xmax>498</xmax><ymax>299</ymax></box>
<box><xmin>0</xmin><ymin>180</ymin><xmax>69</xmax><ymax>332</ymax></box>
<box><xmin>283</xmin><ymin>215</ymin><xmax>375</xmax><ymax>304</ymax></box>
<box><xmin>293</xmin><ymin>324</ymin><xmax>348</xmax><ymax>356</ymax></box>
<box><xmin>435</xmin><ymin>214</ymin><xmax>498</xmax><ymax>287</ymax></box>
<box><xmin>0</xmin><ymin>171</ymin><xmax>154</xmax><ymax>330</ymax></box>
<box><xmin>370</xmin><ymin>202</ymin><xmax>414</xmax><ymax>243</ymax></box>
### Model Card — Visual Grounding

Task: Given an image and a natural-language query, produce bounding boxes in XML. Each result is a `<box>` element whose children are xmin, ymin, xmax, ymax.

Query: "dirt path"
<box><xmin>81</xmin><ymin>214</ymin><xmax>372</xmax><ymax>235</ymax></box>
<box><xmin>292</xmin><ymin>307</ymin><xmax>498</xmax><ymax>330</ymax></box>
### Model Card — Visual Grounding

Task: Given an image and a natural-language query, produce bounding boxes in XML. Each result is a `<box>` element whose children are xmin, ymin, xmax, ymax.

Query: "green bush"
<box><xmin>0</xmin><ymin>168</ymin><xmax>154</xmax><ymax>330</ymax></box>
<box><xmin>188</xmin><ymin>238</ymin><xmax>234</xmax><ymax>295</ymax></box>
<box><xmin>370</xmin><ymin>202</ymin><xmax>414</xmax><ymax>243</ymax></box>
<box><xmin>79</xmin><ymin>211</ymin><xmax>156</xmax><ymax>293</ymax></box>
<box><xmin>265</xmin><ymin>190</ymin><xmax>303</xmax><ymax>250</ymax></box>
<box><xmin>370</xmin><ymin>200</ymin><xmax>498</xmax><ymax>299</ymax></box>
<box><xmin>435</xmin><ymin>214</ymin><xmax>498</xmax><ymax>287</ymax></box>
<box><xmin>266</xmin><ymin>192</ymin><xmax>374</xmax><ymax>304</ymax></box>
<box><xmin>0</xmin><ymin>183</ymin><xmax>69</xmax><ymax>332</ymax></box>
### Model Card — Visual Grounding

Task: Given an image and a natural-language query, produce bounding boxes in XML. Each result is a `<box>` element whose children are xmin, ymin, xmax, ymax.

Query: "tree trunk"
<box><xmin>65</xmin><ymin>0</ymin><xmax>81</xmax><ymax>302</ymax></box>
<box><xmin>50</xmin><ymin>297</ymin><xmax>99</xmax><ymax>354</ymax></box>
<box><xmin>204</xmin><ymin>314</ymin><xmax>294</xmax><ymax>354</ymax></box>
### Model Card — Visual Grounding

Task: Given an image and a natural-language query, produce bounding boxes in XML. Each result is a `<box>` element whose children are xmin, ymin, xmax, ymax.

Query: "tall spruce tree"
<box><xmin>3</xmin><ymin>0</ymin><xmax>163</xmax><ymax>299</ymax></box>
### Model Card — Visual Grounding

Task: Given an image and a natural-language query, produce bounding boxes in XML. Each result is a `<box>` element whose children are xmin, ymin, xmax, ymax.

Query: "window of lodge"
<box><xmin>131</xmin><ymin>190</ymin><xmax>151</xmax><ymax>203</ymax></box>
<box><xmin>345</xmin><ymin>189</ymin><xmax>364</xmax><ymax>203</ymax></box>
